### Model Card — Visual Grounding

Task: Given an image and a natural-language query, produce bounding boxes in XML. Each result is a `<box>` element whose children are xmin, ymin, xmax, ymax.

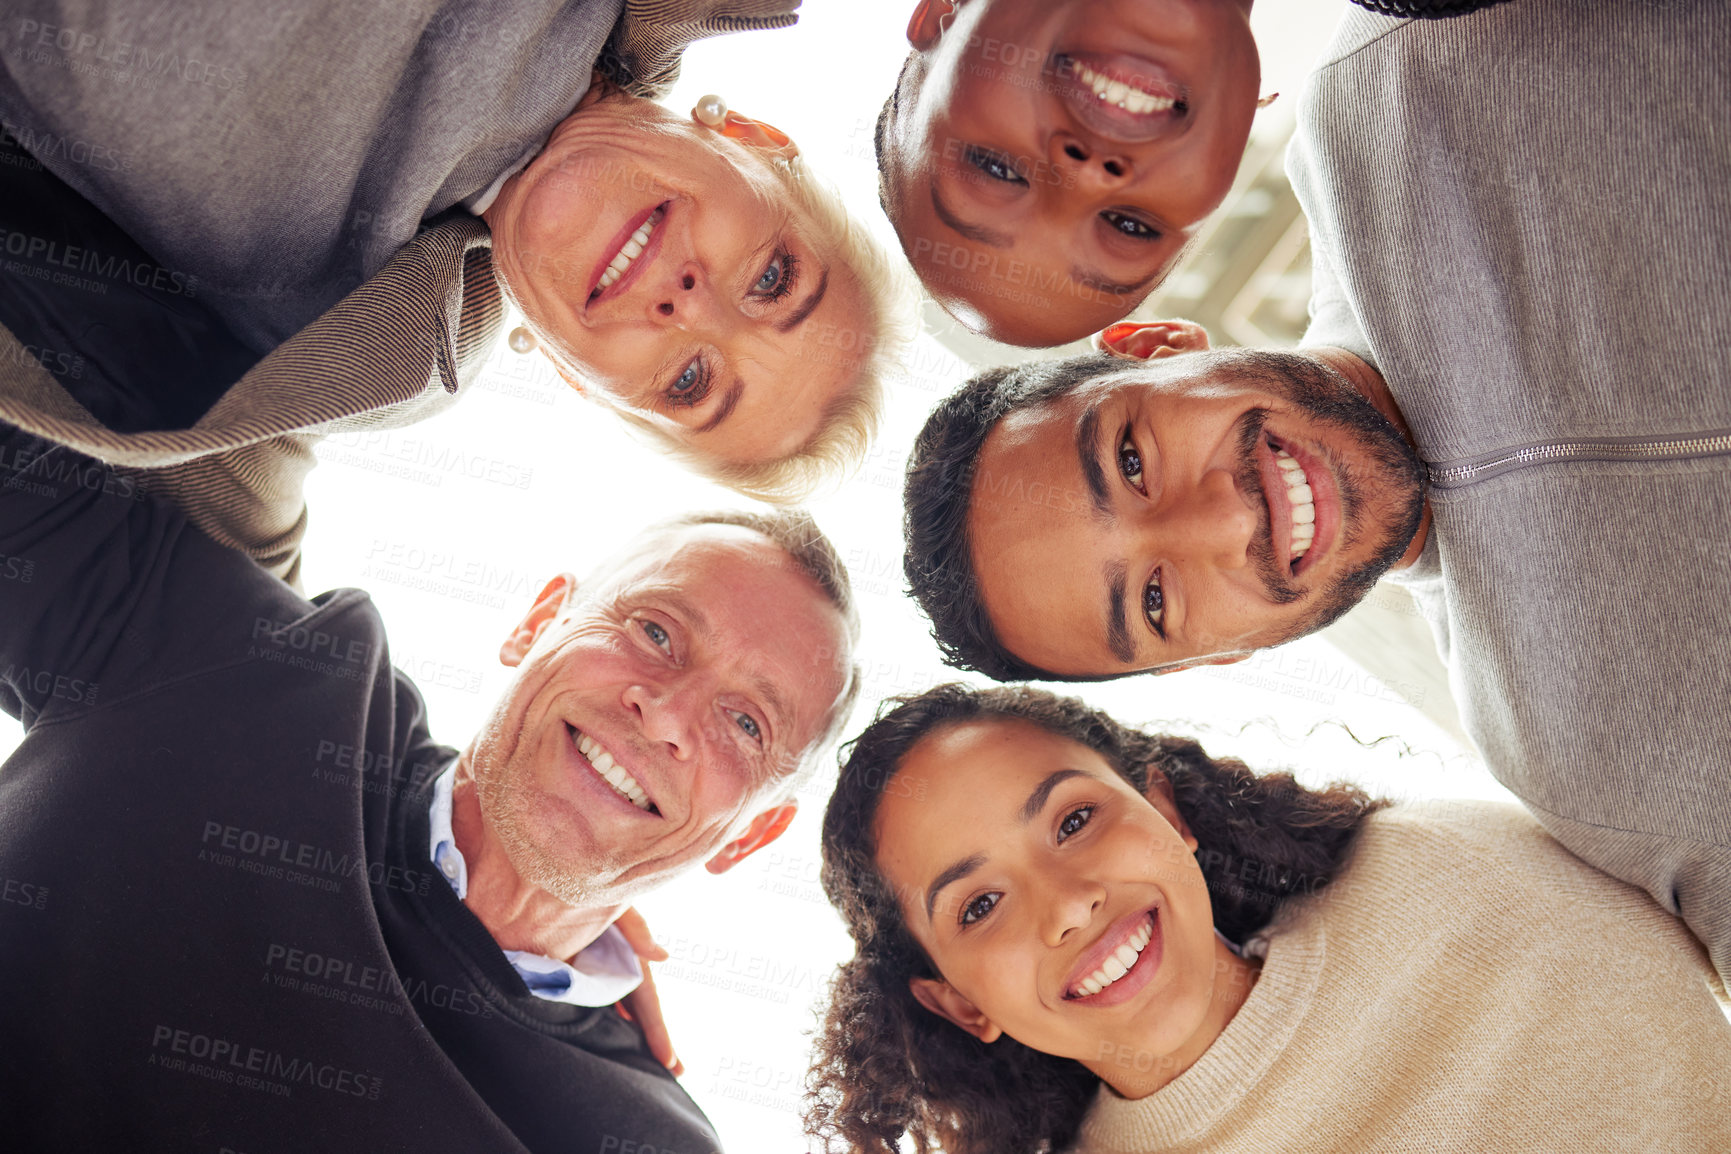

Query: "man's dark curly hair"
<box><xmin>902</xmin><ymin>352</ymin><xmax>1130</xmax><ymax>682</ymax></box>
<box><xmin>805</xmin><ymin>683</ymin><xmax>1386</xmax><ymax>1154</ymax></box>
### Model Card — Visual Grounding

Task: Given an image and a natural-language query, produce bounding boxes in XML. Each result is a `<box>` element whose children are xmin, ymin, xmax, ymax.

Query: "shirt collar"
<box><xmin>429</xmin><ymin>768</ymin><xmax>642</xmax><ymax>1006</ymax></box>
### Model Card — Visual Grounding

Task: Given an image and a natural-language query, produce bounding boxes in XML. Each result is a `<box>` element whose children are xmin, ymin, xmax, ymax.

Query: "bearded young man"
<box><xmin>0</xmin><ymin>421</ymin><xmax>857</xmax><ymax>1152</ymax></box>
<box><xmin>900</xmin><ymin>0</ymin><xmax>1730</xmax><ymax>984</ymax></box>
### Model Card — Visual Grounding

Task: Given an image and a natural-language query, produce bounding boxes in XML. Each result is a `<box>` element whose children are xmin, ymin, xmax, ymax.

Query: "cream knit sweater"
<box><xmin>1074</xmin><ymin>802</ymin><xmax>1730</xmax><ymax>1152</ymax></box>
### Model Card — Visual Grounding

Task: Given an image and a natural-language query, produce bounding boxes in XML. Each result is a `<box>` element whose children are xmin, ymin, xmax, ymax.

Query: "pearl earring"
<box><xmin>1256</xmin><ymin>92</ymin><xmax>1280</xmax><ymax>110</ymax></box>
<box><xmin>693</xmin><ymin>94</ymin><xmax>728</xmax><ymax>128</ymax></box>
<box><xmin>507</xmin><ymin>326</ymin><xmax>537</xmax><ymax>354</ymax></box>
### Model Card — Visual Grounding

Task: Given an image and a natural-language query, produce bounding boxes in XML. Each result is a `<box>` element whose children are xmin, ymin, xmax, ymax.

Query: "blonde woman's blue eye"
<box><xmin>754</xmin><ymin>257</ymin><xmax>783</xmax><ymax>294</ymax></box>
<box><xmin>672</xmin><ymin>364</ymin><xmax>700</xmax><ymax>393</ymax></box>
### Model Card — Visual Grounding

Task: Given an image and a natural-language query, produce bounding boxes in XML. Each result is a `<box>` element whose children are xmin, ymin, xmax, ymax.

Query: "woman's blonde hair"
<box><xmin>603</xmin><ymin>145</ymin><xmax>916</xmax><ymax>503</ymax></box>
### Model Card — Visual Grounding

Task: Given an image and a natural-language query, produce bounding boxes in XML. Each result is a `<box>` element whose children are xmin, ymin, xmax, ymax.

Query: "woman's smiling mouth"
<box><xmin>1065</xmin><ymin>908</ymin><xmax>1163</xmax><ymax>1005</ymax></box>
<box><xmin>586</xmin><ymin>202</ymin><xmax>667</xmax><ymax>306</ymax></box>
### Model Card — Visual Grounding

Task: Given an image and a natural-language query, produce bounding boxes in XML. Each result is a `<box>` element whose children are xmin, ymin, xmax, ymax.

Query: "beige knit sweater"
<box><xmin>1074</xmin><ymin>802</ymin><xmax>1730</xmax><ymax>1153</ymax></box>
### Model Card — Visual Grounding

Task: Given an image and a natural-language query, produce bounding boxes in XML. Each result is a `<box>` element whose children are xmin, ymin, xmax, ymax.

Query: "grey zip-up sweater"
<box><xmin>1288</xmin><ymin>1</ymin><xmax>1731</xmax><ymax>981</ymax></box>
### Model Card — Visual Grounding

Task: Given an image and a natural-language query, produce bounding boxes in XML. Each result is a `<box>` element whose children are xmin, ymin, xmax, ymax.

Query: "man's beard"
<box><xmin>1219</xmin><ymin>351</ymin><xmax>1427</xmax><ymax>647</ymax></box>
<box><xmin>473</xmin><ymin>753</ymin><xmax>605</xmax><ymax>909</ymax></box>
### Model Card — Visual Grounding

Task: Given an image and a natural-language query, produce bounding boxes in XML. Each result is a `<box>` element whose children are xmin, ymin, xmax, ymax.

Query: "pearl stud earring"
<box><xmin>693</xmin><ymin>94</ymin><xmax>728</xmax><ymax>128</ymax></box>
<box><xmin>507</xmin><ymin>326</ymin><xmax>537</xmax><ymax>354</ymax></box>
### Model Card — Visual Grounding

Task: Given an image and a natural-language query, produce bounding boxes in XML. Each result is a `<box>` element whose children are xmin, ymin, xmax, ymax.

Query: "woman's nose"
<box><xmin>1040</xmin><ymin>872</ymin><xmax>1106</xmax><ymax>948</ymax></box>
<box><xmin>652</xmin><ymin>265</ymin><xmax>724</xmax><ymax>330</ymax></box>
<box><xmin>1050</xmin><ymin>133</ymin><xmax>1134</xmax><ymax>189</ymax></box>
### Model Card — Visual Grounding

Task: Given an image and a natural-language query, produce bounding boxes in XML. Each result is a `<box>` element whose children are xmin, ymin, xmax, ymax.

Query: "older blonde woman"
<box><xmin>0</xmin><ymin>0</ymin><xmax>911</xmax><ymax>580</ymax></box>
<box><xmin>484</xmin><ymin>84</ymin><xmax>909</xmax><ymax>501</ymax></box>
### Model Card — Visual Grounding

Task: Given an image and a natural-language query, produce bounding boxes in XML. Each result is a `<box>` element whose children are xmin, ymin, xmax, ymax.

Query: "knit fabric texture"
<box><xmin>1286</xmin><ymin>0</ymin><xmax>1731</xmax><ymax>984</ymax></box>
<box><xmin>1073</xmin><ymin>803</ymin><xmax>1730</xmax><ymax>1153</ymax></box>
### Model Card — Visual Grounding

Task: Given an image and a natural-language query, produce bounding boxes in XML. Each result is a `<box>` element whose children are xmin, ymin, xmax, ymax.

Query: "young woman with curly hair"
<box><xmin>806</xmin><ymin>684</ymin><xmax>1729</xmax><ymax>1154</ymax></box>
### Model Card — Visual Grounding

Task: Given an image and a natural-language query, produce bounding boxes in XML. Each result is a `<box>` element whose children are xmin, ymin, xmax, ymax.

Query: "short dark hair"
<box><xmin>874</xmin><ymin>50</ymin><xmax>923</xmax><ymax>219</ymax></box>
<box><xmin>806</xmin><ymin>683</ymin><xmax>1386</xmax><ymax>1154</ymax></box>
<box><xmin>663</xmin><ymin>509</ymin><xmax>861</xmax><ymax>785</ymax></box>
<box><xmin>902</xmin><ymin>353</ymin><xmax>1122</xmax><ymax>681</ymax></box>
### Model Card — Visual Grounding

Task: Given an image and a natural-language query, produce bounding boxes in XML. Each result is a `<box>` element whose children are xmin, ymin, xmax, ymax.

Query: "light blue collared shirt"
<box><xmin>429</xmin><ymin>770</ymin><xmax>642</xmax><ymax>1007</ymax></box>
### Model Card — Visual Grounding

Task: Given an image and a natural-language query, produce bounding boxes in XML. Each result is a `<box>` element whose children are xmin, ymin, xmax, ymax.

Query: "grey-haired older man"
<box><xmin>0</xmin><ymin>419</ymin><xmax>855</xmax><ymax>1152</ymax></box>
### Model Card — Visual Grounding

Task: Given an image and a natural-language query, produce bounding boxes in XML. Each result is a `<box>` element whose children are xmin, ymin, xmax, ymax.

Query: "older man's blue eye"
<box><xmin>642</xmin><ymin>621</ymin><xmax>670</xmax><ymax>650</ymax></box>
<box><xmin>736</xmin><ymin>713</ymin><xmax>761</xmax><ymax>741</ymax></box>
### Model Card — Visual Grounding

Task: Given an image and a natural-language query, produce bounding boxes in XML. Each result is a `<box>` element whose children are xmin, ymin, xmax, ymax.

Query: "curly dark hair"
<box><xmin>806</xmin><ymin>684</ymin><xmax>1386</xmax><ymax>1154</ymax></box>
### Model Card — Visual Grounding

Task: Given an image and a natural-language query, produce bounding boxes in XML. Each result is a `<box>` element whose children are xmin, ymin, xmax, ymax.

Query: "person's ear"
<box><xmin>1092</xmin><ymin>319</ymin><xmax>1212</xmax><ymax>362</ymax></box>
<box><xmin>1150</xmin><ymin>650</ymin><xmax>1253</xmax><ymax>676</ymax></box>
<box><xmin>705</xmin><ymin>801</ymin><xmax>798</xmax><ymax>875</ymax></box>
<box><xmin>907</xmin><ymin>0</ymin><xmax>959</xmax><ymax>50</ymax></box>
<box><xmin>909</xmin><ymin>977</ymin><xmax>1003</xmax><ymax>1043</ymax></box>
<box><xmin>501</xmin><ymin>575</ymin><xmax>576</xmax><ymax>667</ymax></box>
<box><xmin>1140</xmin><ymin>768</ymin><xmax>1199</xmax><ymax>853</ymax></box>
<box><xmin>699</xmin><ymin>110</ymin><xmax>798</xmax><ymax>158</ymax></box>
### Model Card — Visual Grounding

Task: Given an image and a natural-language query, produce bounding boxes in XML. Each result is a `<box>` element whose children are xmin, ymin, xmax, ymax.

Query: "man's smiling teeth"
<box><xmin>1074</xmin><ymin>915</ymin><xmax>1154</xmax><ymax>997</ymax></box>
<box><xmin>575</xmin><ymin>731</ymin><xmax>652</xmax><ymax>811</ymax></box>
<box><xmin>1071</xmin><ymin>61</ymin><xmax>1176</xmax><ymax>115</ymax></box>
<box><xmin>1276</xmin><ymin>446</ymin><xmax>1316</xmax><ymax>561</ymax></box>
<box><xmin>595</xmin><ymin>207</ymin><xmax>663</xmax><ymax>293</ymax></box>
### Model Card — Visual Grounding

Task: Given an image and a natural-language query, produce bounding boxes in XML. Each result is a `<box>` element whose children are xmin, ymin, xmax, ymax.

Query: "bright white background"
<box><xmin>1</xmin><ymin>2</ymin><xmax>1521</xmax><ymax>1149</ymax></box>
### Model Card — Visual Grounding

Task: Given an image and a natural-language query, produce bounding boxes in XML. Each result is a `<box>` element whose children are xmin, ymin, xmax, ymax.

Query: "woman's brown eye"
<box><xmin>1057</xmin><ymin>806</ymin><xmax>1093</xmax><ymax>842</ymax></box>
<box><xmin>1102</xmin><ymin>210</ymin><xmax>1159</xmax><ymax>240</ymax></box>
<box><xmin>961</xmin><ymin>892</ymin><xmax>1000</xmax><ymax>925</ymax></box>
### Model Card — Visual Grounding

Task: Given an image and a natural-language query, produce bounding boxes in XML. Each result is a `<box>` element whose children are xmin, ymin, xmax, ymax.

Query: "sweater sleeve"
<box><xmin>1285</xmin><ymin>115</ymin><xmax>1377</xmax><ymax>372</ymax></box>
<box><xmin>0</xmin><ymin>422</ymin><xmax>310</xmax><ymax>729</ymax></box>
<box><xmin>0</xmin><ymin>423</ymin><xmax>167</xmax><ymax>727</ymax></box>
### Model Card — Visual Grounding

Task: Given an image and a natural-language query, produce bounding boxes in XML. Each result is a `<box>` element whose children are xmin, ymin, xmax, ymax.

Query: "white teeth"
<box><xmin>1072</xmin><ymin>915</ymin><xmax>1155</xmax><ymax>998</ymax></box>
<box><xmin>575</xmin><ymin>730</ymin><xmax>652</xmax><ymax>811</ymax></box>
<box><xmin>1274</xmin><ymin>447</ymin><xmax>1317</xmax><ymax>561</ymax></box>
<box><xmin>595</xmin><ymin>208</ymin><xmax>662</xmax><ymax>292</ymax></box>
<box><xmin>1072</xmin><ymin>62</ymin><xmax>1176</xmax><ymax>115</ymax></box>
